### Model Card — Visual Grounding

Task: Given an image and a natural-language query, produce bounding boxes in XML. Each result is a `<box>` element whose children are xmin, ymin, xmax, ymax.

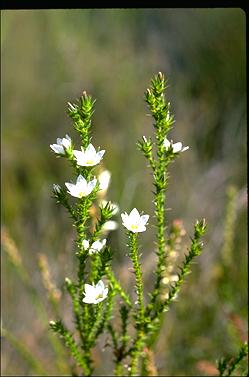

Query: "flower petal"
<box><xmin>73</xmin><ymin>150</ymin><xmax>85</xmax><ymax>165</ymax></box>
<box><xmin>121</xmin><ymin>213</ymin><xmax>128</xmax><ymax>223</ymax></box>
<box><xmin>82</xmin><ymin>240</ymin><xmax>90</xmax><ymax>250</ymax></box>
<box><xmin>140</xmin><ymin>215</ymin><xmax>149</xmax><ymax>225</ymax></box>
<box><xmin>98</xmin><ymin>170</ymin><xmax>111</xmax><ymax>191</ymax></box>
<box><xmin>181</xmin><ymin>146</ymin><xmax>189</xmax><ymax>152</ymax></box>
<box><xmin>56</xmin><ymin>138</ymin><xmax>63</xmax><ymax>145</ymax></box>
<box><xmin>76</xmin><ymin>174</ymin><xmax>86</xmax><ymax>185</ymax></box>
<box><xmin>129</xmin><ymin>208</ymin><xmax>140</xmax><ymax>221</ymax></box>
<box><xmin>91</xmin><ymin>239</ymin><xmax>106</xmax><ymax>252</ymax></box>
<box><xmin>84</xmin><ymin>283</ymin><xmax>96</xmax><ymax>296</ymax></box>
<box><xmin>73</xmin><ymin>150</ymin><xmax>84</xmax><ymax>158</ymax></box>
<box><xmin>87</xmin><ymin>178</ymin><xmax>97</xmax><ymax>192</ymax></box>
<box><xmin>83</xmin><ymin>296</ymin><xmax>94</xmax><ymax>304</ymax></box>
<box><xmin>85</xmin><ymin>144</ymin><xmax>96</xmax><ymax>155</ymax></box>
<box><xmin>136</xmin><ymin>225</ymin><xmax>147</xmax><ymax>232</ymax></box>
<box><xmin>163</xmin><ymin>138</ymin><xmax>171</xmax><ymax>149</ymax></box>
<box><xmin>96</xmin><ymin>280</ymin><xmax>105</xmax><ymax>292</ymax></box>
<box><xmin>172</xmin><ymin>142</ymin><xmax>182</xmax><ymax>153</ymax></box>
<box><xmin>96</xmin><ymin>150</ymin><xmax>105</xmax><ymax>160</ymax></box>
<box><xmin>65</xmin><ymin>182</ymin><xmax>75</xmax><ymax>191</ymax></box>
<box><xmin>90</xmin><ymin>241</ymin><xmax>101</xmax><ymax>253</ymax></box>
<box><xmin>102</xmin><ymin>221</ymin><xmax>118</xmax><ymax>231</ymax></box>
<box><xmin>65</xmin><ymin>183</ymin><xmax>80</xmax><ymax>198</ymax></box>
<box><xmin>50</xmin><ymin>144</ymin><xmax>65</xmax><ymax>154</ymax></box>
<box><xmin>62</xmin><ymin>137</ymin><xmax>71</xmax><ymax>149</ymax></box>
<box><xmin>103</xmin><ymin>287</ymin><xmax>109</xmax><ymax>297</ymax></box>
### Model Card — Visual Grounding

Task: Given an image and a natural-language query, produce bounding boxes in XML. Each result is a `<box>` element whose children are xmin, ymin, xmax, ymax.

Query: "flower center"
<box><xmin>95</xmin><ymin>293</ymin><xmax>103</xmax><ymax>300</ymax></box>
<box><xmin>131</xmin><ymin>224</ymin><xmax>138</xmax><ymax>230</ymax></box>
<box><xmin>86</xmin><ymin>159</ymin><xmax>95</xmax><ymax>165</ymax></box>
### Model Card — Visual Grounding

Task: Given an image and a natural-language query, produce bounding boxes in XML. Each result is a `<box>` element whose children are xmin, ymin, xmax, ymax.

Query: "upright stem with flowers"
<box><xmin>49</xmin><ymin>73</ymin><xmax>207</xmax><ymax>376</ymax></box>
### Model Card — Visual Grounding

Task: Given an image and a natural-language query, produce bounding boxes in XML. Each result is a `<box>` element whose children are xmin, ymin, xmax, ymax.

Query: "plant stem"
<box><xmin>128</xmin><ymin>232</ymin><xmax>145</xmax><ymax>375</ymax></box>
<box><xmin>115</xmin><ymin>361</ymin><xmax>124</xmax><ymax>376</ymax></box>
<box><xmin>226</xmin><ymin>342</ymin><xmax>248</xmax><ymax>376</ymax></box>
<box><xmin>129</xmin><ymin>332</ymin><xmax>145</xmax><ymax>376</ymax></box>
<box><xmin>129</xmin><ymin>232</ymin><xmax>144</xmax><ymax>327</ymax></box>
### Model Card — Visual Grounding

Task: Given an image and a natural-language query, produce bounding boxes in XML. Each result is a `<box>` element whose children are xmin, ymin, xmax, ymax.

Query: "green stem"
<box><xmin>129</xmin><ymin>232</ymin><xmax>144</xmax><ymax>326</ymax></box>
<box><xmin>129</xmin><ymin>332</ymin><xmax>145</xmax><ymax>376</ymax></box>
<box><xmin>114</xmin><ymin>361</ymin><xmax>123</xmax><ymax>376</ymax></box>
<box><xmin>143</xmin><ymin>72</ymin><xmax>173</xmax><ymax>318</ymax></box>
<box><xmin>50</xmin><ymin>320</ymin><xmax>92</xmax><ymax>375</ymax></box>
<box><xmin>145</xmin><ymin>162</ymin><xmax>168</xmax><ymax>317</ymax></box>
<box><xmin>65</xmin><ymin>278</ymin><xmax>85</xmax><ymax>347</ymax></box>
<box><xmin>90</xmin><ymin>254</ymin><xmax>101</xmax><ymax>283</ymax></box>
<box><xmin>226</xmin><ymin>342</ymin><xmax>248</xmax><ymax>376</ymax></box>
<box><xmin>108</xmin><ymin>324</ymin><xmax>123</xmax><ymax>376</ymax></box>
<box><xmin>88</xmin><ymin>294</ymin><xmax>114</xmax><ymax>347</ymax></box>
<box><xmin>128</xmin><ymin>232</ymin><xmax>145</xmax><ymax>376</ymax></box>
<box><xmin>154</xmin><ymin>187</ymin><xmax>166</xmax><ymax>288</ymax></box>
<box><xmin>152</xmin><ymin>219</ymin><xmax>206</xmax><ymax>321</ymax></box>
<box><xmin>76</xmin><ymin>198</ymin><xmax>92</xmax><ymax>298</ymax></box>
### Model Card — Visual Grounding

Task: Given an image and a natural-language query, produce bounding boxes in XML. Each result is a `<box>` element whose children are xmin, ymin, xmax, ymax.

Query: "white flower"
<box><xmin>82</xmin><ymin>239</ymin><xmax>90</xmax><ymax>250</ymax></box>
<box><xmin>121</xmin><ymin>208</ymin><xmax>149</xmax><ymax>233</ymax></box>
<box><xmin>170</xmin><ymin>275</ymin><xmax>179</xmax><ymax>282</ymax></box>
<box><xmin>82</xmin><ymin>239</ymin><xmax>106</xmax><ymax>255</ymax></box>
<box><xmin>89</xmin><ymin>239</ymin><xmax>106</xmax><ymax>255</ymax></box>
<box><xmin>65</xmin><ymin>175</ymin><xmax>97</xmax><ymax>198</ymax></box>
<box><xmin>73</xmin><ymin>144</ymin><xmax>105</xmax><ymax>167</ymax></box>
<box><xmin>50</xmin><ymin>135</ymin><xmax>71</xmax><ymax>154</ymax></box>
<box><xmin>82</xmin><ymin>280</ymin><xmax>108</xmax><ymax>304</ymax></box>
<box><xmin>163</xmin><ymin>138</ymin><xmax>189</xmax><ymax>153</ymax></box>
<box><xmin>162</xmin><ymin>275</ymin><xmax>179</xmax><ymax>285</ymax></box>
<box><xmin>98</xmin><ymin>170</ymin><xmax>111</xmax><ymax>191</ymax></box>
<box><xmin>102</xmin><ymin>220</ymin><xmax>119</xmax><ymax>232</ymax></box>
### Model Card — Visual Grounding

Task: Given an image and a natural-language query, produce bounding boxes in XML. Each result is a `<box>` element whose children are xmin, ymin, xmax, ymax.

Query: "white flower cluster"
<box><xmin>82</xmin><ymin>238</ymin><xmax>106</xmax><ymax>255</ymax></box>
<box><xmin>51</xmin><ymin>136</ymin><xmax>111</xmax><ymax>304</ymax></box>
<box><xmin>50</xmin><ymin>136</ymin><xmax>106</xmax><ymax>198</ymax></box>
<box><xmin>50</xmin><ymin>136</ymin><xmax>105</xmax><ymax>166</ymax></box>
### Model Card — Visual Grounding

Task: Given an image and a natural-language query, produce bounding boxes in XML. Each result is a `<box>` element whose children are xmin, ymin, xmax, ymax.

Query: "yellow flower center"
<box><xmin>86</xmin><ymin>159</ymin><xmax>95</xmax><ymax>165</ymax></box>
<box><xmin>131</xmin><ymin>224</ymin><xmax>138</xmax><ymax>231</ymax></box>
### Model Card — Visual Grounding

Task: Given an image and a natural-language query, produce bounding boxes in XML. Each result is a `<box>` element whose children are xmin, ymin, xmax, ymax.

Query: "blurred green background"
<box><xmin>1</xmin><ymin>8</ymin><xmax>247</xmax><ymax>376</ymax></box>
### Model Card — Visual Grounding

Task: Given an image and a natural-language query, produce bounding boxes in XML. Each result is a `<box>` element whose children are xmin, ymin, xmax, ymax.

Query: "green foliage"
<box><xmin>48</xmin><ymin>72</ymin><xmax>208</xmax><ymax>376</ymax></box>
<box><xmin>49</xmin><ymin>320</ymin><xmax>90</xmax><ymax>373</ymax></box>
<box><xmin>217</xmin><ymin>341</ymin><xmax>248</xmax><ymax>376</ymax></box>
<box><xmin>67</xmin><ymin>92</ymin><xmax>95</xmax><ymax>148</ymax></box>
